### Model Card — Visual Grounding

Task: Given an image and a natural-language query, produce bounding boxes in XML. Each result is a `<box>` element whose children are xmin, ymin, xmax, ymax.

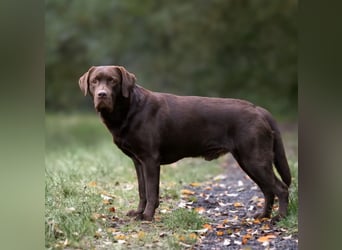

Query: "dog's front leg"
<box><xmin>127</xmin><ymin>159</ymin><xmax>147</xmax><ymax>217</ymax></box>
<box><xmin>137</xmin><ymin>158</ymin><xmax>160</xmax><ymax>221</ymax></box>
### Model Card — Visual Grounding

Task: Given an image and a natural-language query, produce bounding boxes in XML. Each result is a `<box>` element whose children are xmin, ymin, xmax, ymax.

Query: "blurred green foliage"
<box><xmin>46</xmin><ymin>0</ymin><xmax>297</xmax><ymax>117</ymax></box>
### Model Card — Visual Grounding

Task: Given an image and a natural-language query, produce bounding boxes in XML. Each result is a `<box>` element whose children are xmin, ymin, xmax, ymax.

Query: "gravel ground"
<box><xmin>178</xmin><ymin>156</ymin><xmax>298</xmax><ymax>250</ymax></box>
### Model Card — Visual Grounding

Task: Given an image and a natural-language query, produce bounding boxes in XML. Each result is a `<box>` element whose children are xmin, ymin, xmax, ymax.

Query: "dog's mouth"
<box><xmin>95</xmin><ymin>98</ymin><xmax>113</xmax><ymax>112</ymax></box>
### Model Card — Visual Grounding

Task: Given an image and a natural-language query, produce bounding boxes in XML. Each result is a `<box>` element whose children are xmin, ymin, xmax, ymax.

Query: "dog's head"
<box><xmin>79</xmin><ymin>66</ymin><xmax>136</xmax><ymax>112</ymax></box>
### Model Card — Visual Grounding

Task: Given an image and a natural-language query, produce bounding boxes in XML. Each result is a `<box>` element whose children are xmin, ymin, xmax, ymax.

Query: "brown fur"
<box><xmin>79</xmin><ymin>65</ymin><xmax>291</xmax><ymax>221</ymax></box>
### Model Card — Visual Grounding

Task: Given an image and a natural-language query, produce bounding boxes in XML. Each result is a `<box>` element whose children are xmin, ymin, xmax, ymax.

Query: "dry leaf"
<box><xmin>65</xmin><ymin>207</ymin><xmax>76</xmax><ymax>213</ymax></box>
<box><xmin>234</xmin><ymin>240</ymin><xmax>242</xmax><ymax>245</ymax></box>
<box><xmin>107</xmin><ymin>228</ymin><xmax>116</xmax><ymax>234</ymax></box>
<box><xmin>138</xmin><ymin>231</ymin><xmax>145</xmax><ymax>240</ymax></box>
<box><xmin>102</xmin><ymin>199</ymin><xmax>112</xmax><ymax>205</ymax></box>
<box><xmin>242</xmin><ymin>233</ymin><xmax>252</xmax><ymax>244</ymax></box>
<box><xmin>257</xmin><ymin>234</ymin><xmax>276</xmax><ymax>243</ymax></box>
<box><xmin>253</xmin><ymin>218</ymin><xmax>261</xmax><ymax>224</ymax></box>
<box><xmin>181</xmin><ymin>189</ymin><xmax>195</xmax><ymax>195</ymax></box>
<box><xmin>115</xmin><ymin>234</ymin><xmax>126</xmax><ymax>240</ymax></box>
<box><xmin>216</xmin><ymin>231</ymin><xmax>224</xmax><ymax>236</ymax></box>
<box><xmin>178</xmin><ymin>235</ymin><xmax>186</xmax><ymax>241</ymax></box>
<box><xmin>108</xmin><ymin>207</ymin><xmax>116</xmax><ymax>213</ymax></box>
<box><xmin>234</xmin><ymin>202</ymin><xmax>244</xmax><ymax>207</ymax></box>
<box><xmin>189</xmin><ymin>233</ymin><xmax>197</xmax><ymax>240</ymax></box>
<box><xmin>101</xmin><ymin>193</ymin><xmax>114</xmax><ymax>199</ymax></box>
<box><xmin>260</xmin><ymin>224</ymin><xmax>270</xmax><ymax>230</ymax></box>
<box><xmin>222</xmin><ymin>219</ymin><xmax>229</xmax><ymax>225</ymax></box>
<box><xmin>190</xmin><ymin>182</ymin><xmax>201</xmax><ymax>187</ymax></box>
<box><xmin>223</xmin><ymin>239</ymin><xmax>231</xmax><ymax>246</ymax></box>
<box><xmin>203</xmin><ymin>224</ymin><xmax>213</xmax><ymax>231</ymax></box>
<box><xmin>88</xmin><ymin>181</ymin><xmax>97</xmax><ymax>187</ymax></box>
<box><xmin>91</xmin><ymin>213</ymin><xmax>105</xmax><ymax>221</ymax></box>
<box><xmin>94</xmin><ymin>232</ymin><xmax>101</xmax><ymax>239</ymax></box>
<box><xmin>195</xmin><ymin>207</ymin><xmax>206</xmax><ymax>214</ymax></box>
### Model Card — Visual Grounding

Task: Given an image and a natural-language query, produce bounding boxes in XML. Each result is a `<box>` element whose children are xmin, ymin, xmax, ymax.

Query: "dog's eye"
<box><xmin>108</xmin><ymin>77</ymin><xmax>118</xmax><ymax>84</ymax></box>
<box><xmin>91</xmin><ymin>79</ymin><xmax>98</xmax><ymax>84</ymax></box>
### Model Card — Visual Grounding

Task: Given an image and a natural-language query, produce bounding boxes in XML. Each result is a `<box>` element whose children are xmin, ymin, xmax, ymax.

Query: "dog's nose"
<box><xmin>97</xmin><ymin>91</ymin><xmax>107</xmax><ymax>98</ymax></box>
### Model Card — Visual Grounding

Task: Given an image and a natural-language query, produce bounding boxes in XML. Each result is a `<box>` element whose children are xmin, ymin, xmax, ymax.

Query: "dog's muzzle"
<box><xmin>94</xmin><ymin>90</ymin><xmax>113</xmax><ymax>112</ymax></box>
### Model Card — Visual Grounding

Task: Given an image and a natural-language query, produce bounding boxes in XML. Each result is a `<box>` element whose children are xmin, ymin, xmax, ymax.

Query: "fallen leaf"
<box><xmin>234</xmin><ymin>202</ymin><xmax>244</xmax><ymax>207</ymax></box>
<box><xmin>216</xmin><ymin>231</ymin><xmax>224</xmax><ymax>236</ymax></box>
<box><xmin>218</xmin><ymin>202</ymin><xmax>231</xmax><ymax>207</ymax></box>
<box><xmin>88</xmin><ymin>181</ymin><xmax>97</xmax><ymax>187</ymax></box>
<box><xmin>178</xmin><ymin>235</ymin><xmax>186</xmax><ymax>241</ymax></box>
<box><xmin>216</xmin><ymin>224</ymin><xmax>225</xmax><ymax>229</ymax></box>
<box><xmin>101</xmin><ymin>192</ymin><xmax>115</xmax><ymax>199</ymax></box>
<box><xmin>189</xmin><ymin>233</ymin><xmax>197</xmax><ymax>240</ymax></box>
<box><xmin>227</xmin><ymin>193</ymin><xmax>239</xmax><ymax>197</ymax></box>
<box><xmin>181</xmin><ymin>189</ymin><xmax>195</xmax><ymax>195</ymax></box>
<box><xmin>190</xmin><ymin>182</ymin><xmax>201</xmax><ymax>187</ymax></box>
<box><xmin>138</xmin><ymin>231</ymin><xmax>145</xmax><ymax>240</ymax></box>
<box><xmin>65</xmin><ymin>207</ymin><xmax>76</xmax><ymax>213</ymax></box>
<box><xmin>115</xmin><ymin>234</ymin><xmax>126</xmax><ymax>240</ymax></box>
<box><xmin>260</xmin><ymin>224</ymin><xmax>271</xmax><ymax>230</ymax></box>
<box><xmin>108</xmin><ymin>207</ymin><xmax>116</xmax><ymax>213</ymax></box>
<box><xmin>253</xmin><ymin>218</ymin><xmax>261</xmax><ymax>224</ymax></box>
<box><xmin>101</xmin><ymin>193</ymin><xmax>114</xmax><ymax>204</ymax></box>
<box><xmin>154</xmin><ymin>215</ymin><xmax>162</xmax><ymax>222</ymax></box>
<box><xmin>250</xmin><ymin>195</ymin><xmax>259</xmax><ymax>203</ymax></box>
<box><xmin>103</xmin><ymin>199</ymin><xmax>112</xmax><ymax>205</ymax></box>
<box><xmin>63</xmin><ymin>238</ymin><xmax>68</xmax><ymax>247</ymax></box>
<box><xmin>179</xmin><ymin>242</ymin><xmax>192</xmax><ymax>248</ymax></box>
<box><xmin>257</xmin><ymin>234</ymin><xmax>277</xmax><ymax>243</ymax></box>
<box><xmin>159</xmin><ymin>232</ymin><xmax>168</xmax><ymax>237</ymax></box>
<box><xmin>160</xmin><ymin>209</ymin><xmax>169</xmax><ymax>214</ymax></box>
<box><xmin>242</xmin><ymin>233</ymin><xmax>252</xmax><ymax>244</ymax></box>
<box><xmin>107</xmin><ymin>228</ymin><xmax>116</xmax><ymax>234</ymax></box>
<box><xmin>203</xmin><ymin>224</ymin><xmax>213</xmax><ymax>231</ymax></box>
<box><xmin>234</xmin><ymin>240</ymin><xmax>242</xmax><ymax>246</ymax></box>
<box><xmin>222</xmin><ymin>219</ymin><xmax>229</xmax><ymax>225</ymax></box>
<box><xmin>213</xmin><ymin>174</ymin><xmax>227</xmax><ymax>181</ymax></box>
<box><xmin>223</xmin><ymin>239</ymin><xmax>231</xmax><ymax>246</ymax></box>
<box><xmin>188</xmin><ymin>228</ymin><xmax>208</xmax><ymax>234</ymax></box>
<box><xmin>91</xmin><ymin>213</ymin><xmax>105</xmax><ymax>221</ymax></box>
<box><xmin>94</xmin><ymin>232</ymin><xmax>101</xmax><ymax>239</ymax></box>
<box><xmin>195</xmin><ymin>207</ymin><xmax>206</xmax><ymax>214</ymax></box>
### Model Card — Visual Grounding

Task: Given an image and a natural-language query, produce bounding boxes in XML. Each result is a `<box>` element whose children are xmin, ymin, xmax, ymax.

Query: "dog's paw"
<box><xmin>133</xmin><ymin>213</ymin><xmax>153</xmax><ymax>221</ymax></box>
<box><xmin>270</xmin><ymin>214</ymin><xmax>285</xmax><ymax>224</ymax></box>
<box><xmin>253</xmin><ymin>212</ymin><xmax>271</xmax><ymax>220</ymax></box>
<box><xmin>126</xmin><ymin>210</ymin><xmax>142</xmax><ymax>217</ymax></box>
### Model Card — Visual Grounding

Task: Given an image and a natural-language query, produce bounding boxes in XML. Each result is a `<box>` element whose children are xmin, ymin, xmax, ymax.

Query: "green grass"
<box><xmin>45</xmin><ymin>113</ymin><xmax>298</xmax><ymax>249</ymax></box>
<box><xmin>278</xmin><ymin>160</ymin><xmax>298</xmax><ymax>233</ymax></box>
<box><xmin>45</xmin><ymin>113</ymin><xmax>223</xmax><ymax>249</ymax></box>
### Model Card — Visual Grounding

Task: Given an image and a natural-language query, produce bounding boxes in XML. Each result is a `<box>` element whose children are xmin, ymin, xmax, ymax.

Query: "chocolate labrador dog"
<box><xmin>79</xmin><ymin>65</ymin><xmax>291</xmax><ymax>222</ymax></box>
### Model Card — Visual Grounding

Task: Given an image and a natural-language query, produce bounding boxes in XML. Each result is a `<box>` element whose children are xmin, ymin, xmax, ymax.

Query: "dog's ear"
<box><xmin>117</xmin><ymin>66</ymin><xmax>136</xmax><ymax>98</ymax></box>
<box><xmin>79</xmin><ymin>66</ymin><xmax>95</xmax><ymax>96</ymax></box>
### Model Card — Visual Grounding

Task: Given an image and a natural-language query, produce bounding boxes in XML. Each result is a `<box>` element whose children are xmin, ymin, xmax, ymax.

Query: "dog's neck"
<box><xmin>99</xmin><ymin>85</ymin><xmax>146</xmax><ymax>136</ymax></box>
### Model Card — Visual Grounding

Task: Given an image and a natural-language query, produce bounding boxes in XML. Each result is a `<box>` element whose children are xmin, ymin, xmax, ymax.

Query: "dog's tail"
<box><xmin>258</xmin><ymin>107</ymin><xmax>292</xmax><ymax>187</ymax></box>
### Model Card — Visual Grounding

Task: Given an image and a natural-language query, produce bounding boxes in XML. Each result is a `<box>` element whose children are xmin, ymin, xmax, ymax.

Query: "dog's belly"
<box><xmin>159</xmin><ymin>136</ymin><xmax>232</xmax><ymax>165</ymax></box>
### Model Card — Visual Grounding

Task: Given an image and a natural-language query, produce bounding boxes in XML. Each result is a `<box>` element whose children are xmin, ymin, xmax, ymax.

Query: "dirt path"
<box><xmin>179</xmin><ymin>156</ymin><xmax>298</xmax><ymax>249</ymax></box>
